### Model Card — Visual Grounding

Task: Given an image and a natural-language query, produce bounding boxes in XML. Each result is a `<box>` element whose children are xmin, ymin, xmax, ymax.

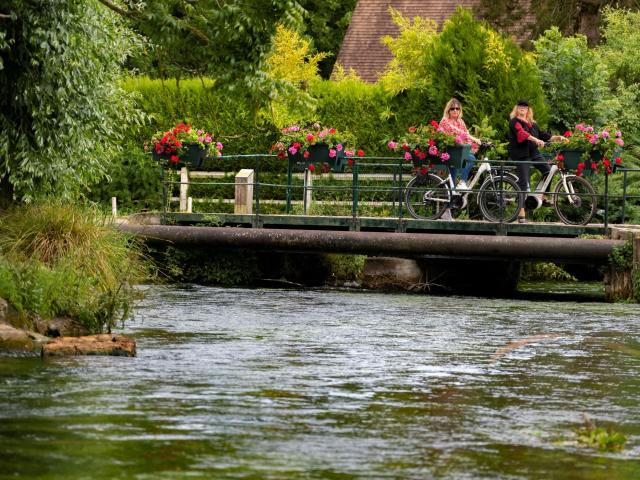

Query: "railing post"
<box><xmin>604</xmin><ymin>169</ymin><xmax>609</xmax><ymax>228</ymax></box>
<box><xmin>234</xmin><ymin>169</ymin><xmax>254</xmax><ymax>214</ymax></box>
<box><xmin>286</xmin><ymin>159</ymin><xmax>292</xmax><ymax>214</ymax></box>
<box><xmin>161</xmin><ymin>167</ymin><xmax>167</xmax><ymax>224</ymax></box>
<box><xmin>352</xmin><ymin>161</ymin><xmax>360</xmax><ymax>218</ymax></box>
<box><xmin>179</xmin><ymin>166</ymin><xmax>189</xmax><ymax>212</ymax></box>
<box><xmin>303</xmin><ymin>168</ymin><xmax>313</xmax><ymax>215</ymax></box>
<box><xmin>111</xmin><ymin>197</ymin><xmax>117</xmax><ymax>219</ymax></box>
<box><xmin>621</xmin><ymin>170</ymin><xmax>628</xmax><ymax>224</ymax></box>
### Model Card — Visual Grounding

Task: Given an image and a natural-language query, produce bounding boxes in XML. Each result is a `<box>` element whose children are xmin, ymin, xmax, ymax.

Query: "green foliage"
<box><xmin>609</xmin><ymin>241</ymin><xmax>634</xmax><ymax>271</ymax></box>
<box><xmin>0</xmin><ymin>0</ymin><xmax>143</xmax><ymax>203</ymax></box>
<box><xmin>326</xmin><ymin>254</ymin><xmax>365</xmax><ymax>284</ymax></box>
<box><xmin>379</xmin><ymin>7</ymin><xmax>439</xmax><ymax>94</ymax></box>
<box><xmin>156</xmin><ymin>246</ymin><xmax>260</xmax><ymax>285</ymax></box>
<box><xmin>533</xmin><ymin>27</ymin><xmax>610</xmax><ymax>131</ymax></box>
<box><xmin>264</xmin><ymin>25</ymin><xmax>327</xmax><ymax>127</ymax></box>
<box><xmin>521</xmin><ymin>262</ymin><xmax>577</xmax><ymax>281</ymax></box>
<box><xmin>298</xmin><ymin>0</ymin><xmax>357</xmax><ymax>79</ymax></box>
<box><xmin>0</xmin><ymin>202</ymin><xmax>151</xmax><ymax>332</ymax></box>
<box><xmin>576</xmin><ymin>416</ymin><xmax>627</xmax><ymax>452</ymax></box>
<box><xmin>598</xmin><ymin>6</ymin><xmax>640</xmax><ymax>87</ymax></box>
<box><xmin>381</xmin><ymin>8</ymin><xmax>547</xmax><ymax>138</ymax></box>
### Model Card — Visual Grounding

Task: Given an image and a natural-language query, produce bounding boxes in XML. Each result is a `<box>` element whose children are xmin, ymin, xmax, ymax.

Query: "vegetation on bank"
<box><xmin>0</xmin><ymin>203</ymin><xmax>151</xmax><ymax>333</ymax></box>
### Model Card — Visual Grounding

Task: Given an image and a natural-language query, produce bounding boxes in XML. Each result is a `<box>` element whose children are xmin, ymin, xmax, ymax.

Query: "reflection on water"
<box><xmin>1</xmin><ymin>285</ymin><xmax>639</xmax><ymax>479</ymax></box>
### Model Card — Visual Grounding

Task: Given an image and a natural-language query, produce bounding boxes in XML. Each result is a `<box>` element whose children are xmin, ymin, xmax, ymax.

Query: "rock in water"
<box><xmin>42</xmin><ymin>334</ymin><xmax>136</xmax><ymax>357</ymax></box>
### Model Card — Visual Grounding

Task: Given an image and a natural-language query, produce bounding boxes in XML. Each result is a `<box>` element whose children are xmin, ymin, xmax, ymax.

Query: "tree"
<box><xmin>98</xmin><ymin>0</ymin><xmax>305</xmax><ymax>86</ymax></box>
<box><xmin>477</xmin><ymin>0</ymin><xmax>640</xmax><ymax>46</ymax></box>
<box><xmin>533</xmin><ymin>27</ymin><xmax>610</xmax><ymax>131</ymax></box>
<box><xmin>297</xmin><ymin>0</ymin><xmax>358</xmax><ymax>79</ymax></box>
<box><xmin>0</xmin><ymin>0</ymin><xmax>141</xmax><ymax>204</ymax></box>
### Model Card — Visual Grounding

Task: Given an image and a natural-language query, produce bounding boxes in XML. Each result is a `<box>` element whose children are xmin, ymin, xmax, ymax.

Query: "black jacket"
<box><xmin>508</xmin><ymin>118</ymin><xmax>551</xmax><ymax>160</ymax></box>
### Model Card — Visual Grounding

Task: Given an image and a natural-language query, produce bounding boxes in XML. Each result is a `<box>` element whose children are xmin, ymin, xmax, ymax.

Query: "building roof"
<box><xmin>335</xmin><ymin>0</ymin><xmax>531</xmax><ymax>83</ymax></box>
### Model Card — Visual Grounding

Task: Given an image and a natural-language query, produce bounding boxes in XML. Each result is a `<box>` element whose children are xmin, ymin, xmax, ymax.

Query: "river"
<box><xmin>1</xmin><ymin>285</ymin><xmax>639</xmax><ymax>479</ymax></box>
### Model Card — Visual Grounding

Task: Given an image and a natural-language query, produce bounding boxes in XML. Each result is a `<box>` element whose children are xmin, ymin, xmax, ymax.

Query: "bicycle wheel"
<box><xmin>405</xmin><ymin>173</ymin><xmax>450</xmax><ymax>220</ymax></box>
<box><xmin>478</xmin><ymin>175</ymin><xmax>522</xmax><ymax>223</ymax></box>
<box><xmin>553</xmin><ymin>175</ymin><xmax>596</xmax><ymax>225</ymax></box>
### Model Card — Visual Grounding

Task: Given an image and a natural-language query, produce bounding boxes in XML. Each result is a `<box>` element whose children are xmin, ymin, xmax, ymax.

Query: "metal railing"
<box><xmin>159</xmin><ymin>154</ymin><xmax>639</xmax><ymax>229</ymax></box>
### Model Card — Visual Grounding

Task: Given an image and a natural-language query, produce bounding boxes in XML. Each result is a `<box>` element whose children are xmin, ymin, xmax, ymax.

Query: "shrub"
<box><xmin>0</xmin><ymin>202</ymin><xmax>151</xmax><ymax>332</ymax></box>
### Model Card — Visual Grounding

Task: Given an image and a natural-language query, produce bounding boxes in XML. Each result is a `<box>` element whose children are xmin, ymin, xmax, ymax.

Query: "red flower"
<box><xmin>420</xmin><ymin>167</ymin><xmax>428</xmax><ymax>175</ymax></box>
<box><xmin>170</xmin><ymin>155</ymin><xmax>179</xmax><ymax>164</ymax></box>
<box><xmin>401</xmin><ymin>144</ymin><xmax>410</xmax><ymax>151</ymax></box>
<box><xmin>556</xmin><ymin>154</ymin><xmax>564</xmax><ymax>161</ymax></box>
<box><xmin>347</xmin><ymin>159</ymin><xmax>354</xmax><ymax>166</ymax></box>
<box><xmin>413</xmin><ymin>148</ymin><xmax>421</xmax><ymax>155</ymax></box>
<box><xmin>615</xmin><ymin>157</ymin><xmax>622</xmax><ymax>164</ymax></box>
<box><xmin>430</xmin><ymin>120</ymin><xmax>439</xmax><ymax>128</ymax></box>
<box><xmin>564</xmin><ymin>131</ymin><xmax>572</xmax><ymax>137</ymax></box>
<box><xmin>329</xmin><ymin>128</ymin><xmax>336</xmax><ymax>134</ymax></box>
<box><xmin>408</xmin><ymin>126</ymin><xmax>417</xmax><ymax>133</ymax></box>
<box><xmin>591</xmin><ymin>162</ymin><xmax>597</xmax><ymax>170</ymax></box>
<box><xmin>419</xmin><ymin>152</ymin><xmax>427</xmax><ymax>160</ymax></box>
<box><xmin>303</xmin><ymin>150</ymin><xmax>310</xmax><ymax>159</ymax></box>
<box><xmin>357</xmin><ymin>149</ymin><xmax>365</xmax><ymax>157</ymax></box>
<box><xmin>277</xmin><ymin>151</ymin><xmax>286</xmax><ymax>159</ymax></box>
<box><xmin>308</xmin><ymin>164</ymin><xmax>315</xmax><ymax>172</ymax></box>
<box><xmin>428</xmin><ymin>139</ymin><xmax>435</xmax><ymax>147</ymax></box>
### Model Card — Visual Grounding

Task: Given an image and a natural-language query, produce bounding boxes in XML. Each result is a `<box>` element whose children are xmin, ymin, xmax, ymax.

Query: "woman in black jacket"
<box><xmin>508</xmin><ymin>99</ymin><xmax>566</xmax><ymax>223</ymax></box>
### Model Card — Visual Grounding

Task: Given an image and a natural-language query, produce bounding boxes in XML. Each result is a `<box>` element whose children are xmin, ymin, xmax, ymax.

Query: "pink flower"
<box><xmin>440</xmin><ymin>152</ymin><xmax>450</xmax><ymax>161</ymax></box>
<box><xmin>288</xmin><ymin>146</ymin><xmax>298</xmax><ymax>155</ymax></box>
<box><xmin>455</xmin><ymin>135</ymin><xmax>465</xmax><ymax>144</ymax></box>
<box><xmin>306</xmin><ymin>133</ymin><xmax>315</xmax><ymax>142</ymax></box>
<box><xmin>204</xmin><ymin>135</ymin><xmax>212</xmax><ymax>143</ymax></box>
<box><xmin>329</xmin><ymin>149</ymin><xmax>336</xmax><ymax>158</ymax></box>
<box><xmin>615</xmin><ymin>138</ymin><xmax>624</xmax><ymax>146</ymax></box>
<box><xmin>336</xmin><ymin>144</ymin><xmax>343</xmax><ymax>151</ymax></box>
<box><xmin>387</xmin><ymin>141</ymin><xmax>398</xmax><ymax>150</ymax></box>
<box><xmin>345</xmin><ymin>150</ymin><xmax>354</xmax><ymax>157</ymax></box>
<box><xmin>404</xmin><ymin>152</ymin><xmax>412</xmax><ymax>161</ymax></box>
<box><xmin>216</xmin><ymin>142</ymin><xmax>223</xmax><ymax>150</ymax></box>
<box><xmin>428</xmin><ymin>145</ymin><xmax>438</xmax><ymax>156</ymax></box>
<box><xmin>616</xmin><ymin>131</ymin><xmax>622</xmax><ymax>138</ymax></box>
<box><xmin>198</xmin><ymin>136</ymin><xmax>205</xmax><ymax>142</ymax></box>
<box><xmin>601</xmin><ymin>130</ymin><xmax>610</xmax><ymax>138</ymax></box>
<box><xmin>589</xmin><ymin>134</ymin><xmax>598</xmax><ymax>144</ymax></box>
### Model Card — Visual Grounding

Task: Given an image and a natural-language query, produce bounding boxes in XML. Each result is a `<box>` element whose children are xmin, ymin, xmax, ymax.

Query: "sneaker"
<box><xmin>457</xmin><ymin>180</ymin><xmax>468</xmax><ymax>191</ymax></box>
<box><xmin>440</xmin><ymin>209</ymin><xmax>453</xmax><ymax>221</ymax></box>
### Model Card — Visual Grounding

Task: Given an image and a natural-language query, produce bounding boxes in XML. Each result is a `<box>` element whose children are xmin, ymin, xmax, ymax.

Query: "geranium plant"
<box><xmin>387</xmin><ymin>121</ymin><xmax>460</xmax><ymax>169</ymax></box>
<box><xmin>553</xmin><ymin>123</ymin><xmax>623</xmax><ymax>175</ymax></box>
<box><xmin>271</xmin><ymin>123</ymin><xmax>364</xmax><ymax>173</ymax></box>
<box><xmin>147</xmin><ymin>123</ymin><xmax>223</xmax><ymax>166</ymax></box>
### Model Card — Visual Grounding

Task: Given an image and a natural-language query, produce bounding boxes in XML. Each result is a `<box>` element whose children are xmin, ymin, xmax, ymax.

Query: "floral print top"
<box><xmin>440</xmin><ymin>117</ymin><xmax>479</xmax><ymax>153</ymax></box>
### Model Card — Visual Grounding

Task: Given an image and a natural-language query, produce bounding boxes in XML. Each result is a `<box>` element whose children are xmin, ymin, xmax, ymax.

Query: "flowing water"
<box><xmin>1</xmin><ymin>285</ymin><xmax>640</xmax><ymax>479</ymax></box>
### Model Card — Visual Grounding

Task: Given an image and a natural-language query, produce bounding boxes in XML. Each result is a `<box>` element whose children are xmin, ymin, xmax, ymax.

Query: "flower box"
<box><xmin>558</xmin><ymin>149</ymin><xmax>599</xmax><ymax>175</ymax></box>
<box><xmin>287</xmin><ymin>142</ymin><xmax>346</xmax><ymax>173</ymax></box>
<box><xmin>153</xmin><ymin>143</ymin><xmax>207</xmax><ymax>168</ymax></box>
<box><xmin>411</xmin><ymin>144</ymin><xmax>470</xmax><ymax>170</ymax></box>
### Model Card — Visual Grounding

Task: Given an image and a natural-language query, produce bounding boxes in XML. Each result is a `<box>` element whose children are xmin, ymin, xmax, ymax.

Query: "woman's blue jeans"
<box><xmin>450</xmin><ymin>153</ymin><xmax>476</xmax><ymax>183</ymax></box>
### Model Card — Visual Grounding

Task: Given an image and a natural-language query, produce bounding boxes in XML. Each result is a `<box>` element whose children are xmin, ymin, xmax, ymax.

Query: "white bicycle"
<box><xmin>404</xmin><ymin>143</ymin><xmax>522</xmax><ymax>222</ymax></box>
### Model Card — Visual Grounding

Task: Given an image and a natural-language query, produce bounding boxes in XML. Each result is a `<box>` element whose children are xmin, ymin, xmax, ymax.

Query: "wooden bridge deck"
<box><xmin>163</xmin><ymin>212</ymin><xmax>608</xmax><ymax>238</ymax></box>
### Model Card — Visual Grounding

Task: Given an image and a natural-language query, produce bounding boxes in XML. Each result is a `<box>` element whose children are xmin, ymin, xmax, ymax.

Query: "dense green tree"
<box><xmin>381</xmin><ymin>7</ymin><xmax>547</xmax><ymax>137</ymax></box>
<box><xmin>533</xmin><ymin>27</ymin><xmax>610</xmax><ymax>131</ymax></box>
<box><xmin>298</xmin><ymin>0</ymin><xmax>357</xmax><ymax>79</ymax></box>
<box><xmin>0</xmin><ymin>0</ymin><xmax>140</xmax><ymax>204</ymax></box>
<box><xmin>99</xmin><ymin>0</ymin><xmax>305</xmax><ymax>85</ymax></box>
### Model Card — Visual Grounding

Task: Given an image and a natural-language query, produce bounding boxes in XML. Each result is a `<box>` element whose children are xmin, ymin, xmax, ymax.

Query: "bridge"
<box><xmin>117</xmin><ymin>155</ymin><xmax>640</xmax><ymax>298</ymax></box>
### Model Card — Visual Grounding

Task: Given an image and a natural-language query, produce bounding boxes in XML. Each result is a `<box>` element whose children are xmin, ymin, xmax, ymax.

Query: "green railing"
<box><xmin>159</xmin><ymin>154</ymin><xmax>639</xmax><ymax>228</ymax></box>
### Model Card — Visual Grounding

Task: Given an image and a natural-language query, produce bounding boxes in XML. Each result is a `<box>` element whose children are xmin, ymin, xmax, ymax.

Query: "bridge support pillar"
<box><xmin>362</xmin><ymin>256</ymin><xmax>521</xmax><ymax>296</ymax></box>
<box><xmin>605</xmin><ymin>228</ymin><xmax>640</xmax><ymax>302</ymax></box>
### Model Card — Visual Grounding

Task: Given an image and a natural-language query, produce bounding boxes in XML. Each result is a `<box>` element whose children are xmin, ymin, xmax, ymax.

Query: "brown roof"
<box><xmin>335</xmin><ymin>0</ymin><xmax>533</xmax><ymax>83</ymax></box>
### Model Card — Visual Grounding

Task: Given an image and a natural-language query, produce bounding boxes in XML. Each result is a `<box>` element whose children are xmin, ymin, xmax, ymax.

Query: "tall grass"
<box><xmin>0</xmin><ymin>202</ymin><xmax>152</xmax><ymax>332</ymax></box>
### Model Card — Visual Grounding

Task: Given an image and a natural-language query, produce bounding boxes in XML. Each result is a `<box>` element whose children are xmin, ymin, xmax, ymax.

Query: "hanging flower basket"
<box><xmin>411</xmin><ymin>144</ymin><xmax>471</xmax><ymax>170</ymax></box>
<box><xmin>287</xmin><ymin>142</ymin><xmax>347</xmax><ymax>173</ymax></box>
<box><xmin>556</xmin><ymin>149</ymin><xmax>598</xmax><ymax>176</ymax></box>
<box><xmin>152</xmin><ymin>143</ymin><xmax>207</xmax><ymax>168</ymax></box>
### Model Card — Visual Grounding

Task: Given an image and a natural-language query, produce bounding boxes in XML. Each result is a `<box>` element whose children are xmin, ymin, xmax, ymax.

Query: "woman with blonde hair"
<box><xmin>440</xmin><ymin>98</ymin><xmax>481</xmax><ymax>191</ymax></box>
<box><xmin>508</xmin><ymin>99</ymin><xmax>566</xmax><ymax>223</ymax></box>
